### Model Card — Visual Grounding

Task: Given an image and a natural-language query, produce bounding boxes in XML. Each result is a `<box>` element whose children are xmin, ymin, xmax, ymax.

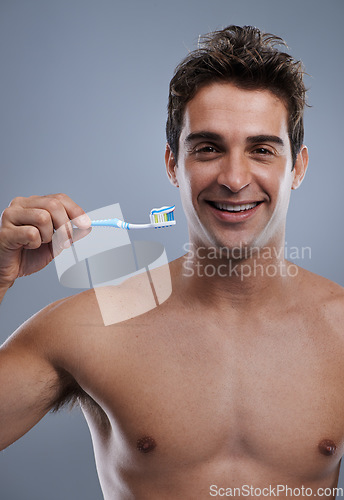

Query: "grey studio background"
<box><xmin>0</xmin><ymin>0</ymin><xmax>343</xmax><ymax>499</ymax></box>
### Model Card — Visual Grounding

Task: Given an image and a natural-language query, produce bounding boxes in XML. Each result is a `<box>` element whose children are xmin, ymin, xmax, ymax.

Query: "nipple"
<box><xmin>137</xmin><ymin>436</ymin><xmax>157</xmax><ymax>454</ymax></box>
<box><xmin>318</xmin><ymin>439</ymin><xmax>336</xmax><ymax>456</ymax></box>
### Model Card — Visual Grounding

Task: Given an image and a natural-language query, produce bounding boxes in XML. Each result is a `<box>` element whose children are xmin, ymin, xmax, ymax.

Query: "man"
<box><xmin>1</xmin><ymin>25</ymin><xmax>344</xmax><ymax>499</ymax></box>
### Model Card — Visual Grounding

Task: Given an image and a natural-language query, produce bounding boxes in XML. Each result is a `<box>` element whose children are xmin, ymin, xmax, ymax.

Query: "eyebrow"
<box><xmin>184</xmin><ymin>131</ymin><xmax>223</xmax><ymax>146</ymax></box>
<box><xmin>246</xmin><ymin>135</ymin><xmax>284</xmax><ymax>147</ymax></box>
<box><xmin>184</xmin><ymin>132</ymin><xmax>284</xmax><ymax>147</ymax></box>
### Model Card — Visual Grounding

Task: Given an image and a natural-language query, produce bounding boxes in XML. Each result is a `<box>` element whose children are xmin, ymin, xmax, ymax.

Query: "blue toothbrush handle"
<box><xmin>91</xmin><ymin>218</ymin><xmax>130</xmax><ymax>229</ymax></box>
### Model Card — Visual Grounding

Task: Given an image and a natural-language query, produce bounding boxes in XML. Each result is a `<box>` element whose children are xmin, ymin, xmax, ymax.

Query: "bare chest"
<box><xmin>76</xmin><ymin>313</ymin><xmax>344</xmax><ymax>484</ymax></box>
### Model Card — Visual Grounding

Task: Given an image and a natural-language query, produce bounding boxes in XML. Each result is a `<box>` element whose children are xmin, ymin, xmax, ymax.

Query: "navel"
<box><xmin>137</xmin><ymin>436</ymin><xmax>157</xmax><ymax>454</ymax></box>
<box><xmin>318</xmin><ymin>439</ymin><xmax>336</xmax><ymax>456</ymax></box>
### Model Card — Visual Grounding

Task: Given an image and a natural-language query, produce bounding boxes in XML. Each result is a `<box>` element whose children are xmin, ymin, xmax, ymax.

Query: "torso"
<box><xmin>47</xmin><ymin>262</ymin><xmax>344</xmax><ymax>499</ymax></box>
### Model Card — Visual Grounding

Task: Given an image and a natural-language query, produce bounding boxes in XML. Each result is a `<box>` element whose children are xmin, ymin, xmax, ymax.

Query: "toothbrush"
<box><xmin>90</xmin><ymin>205</ymin><xmax>176</xmax><ymax>229</ymax></box>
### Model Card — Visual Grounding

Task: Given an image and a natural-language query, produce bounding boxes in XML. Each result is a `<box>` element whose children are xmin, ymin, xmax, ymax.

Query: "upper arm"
<box><xmin>0</xmin><ymin>302</ymin><xmax>77</xmax><ymax>451</ymax></box>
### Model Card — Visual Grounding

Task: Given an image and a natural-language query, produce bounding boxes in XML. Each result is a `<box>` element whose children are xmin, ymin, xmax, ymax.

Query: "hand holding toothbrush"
<box><xmin>0</xmin><ymin>194</ymin><xmax>91</xmax><ymax>296</ymax></box>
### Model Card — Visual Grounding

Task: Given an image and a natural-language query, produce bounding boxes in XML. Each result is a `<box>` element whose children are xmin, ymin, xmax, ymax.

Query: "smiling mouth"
<box><xmin>208</xmin><ymin>201</ymin><xmax>262</xmax><ymax>213</ymax></box>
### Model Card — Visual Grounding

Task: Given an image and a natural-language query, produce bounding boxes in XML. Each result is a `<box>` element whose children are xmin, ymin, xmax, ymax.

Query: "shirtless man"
<box><xmin>1</xmin><ymin>25</ymin><xmax>344</xmax><ymax>499</ymax></box>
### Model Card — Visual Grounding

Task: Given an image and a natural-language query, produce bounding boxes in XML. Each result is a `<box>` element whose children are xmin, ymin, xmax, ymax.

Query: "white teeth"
<box><xmin>213</xmin><ymin>202</ymin><xmax>258</xmax><ymax>212</ymax></box>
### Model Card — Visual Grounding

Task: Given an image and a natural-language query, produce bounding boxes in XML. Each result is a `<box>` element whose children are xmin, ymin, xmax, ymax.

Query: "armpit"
<box><xmin>49</xmin><ymin>367</ymin><xmax>82</xmax><ymax>413</ymax></box>
<box><xmin>49</xmin><ymin>370</ymin><xmax>111</xmax><ymax>430</ymax></box>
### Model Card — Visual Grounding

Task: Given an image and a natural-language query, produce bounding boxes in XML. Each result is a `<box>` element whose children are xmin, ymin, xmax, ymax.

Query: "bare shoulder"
<box><xmin>295</xmin><ymin>266</ymin><xmax>344</xmax><ymax>325</ymax></box>
<box><xmin>4</xmin><ymin>257</ymin><xmax>177</xmax><ymax>383</ymax></box>
<box><xmin>23</xmin><ymin>288</ymin><xmax>102</xmax><ymax>332</ymax></box>
<box><xmin>2</xmin><ymin>288</ymin><xmax>103</xmax><ymax>362</ymax></box>
<box><xmin>296</xmin><ymin>266</ymin><xmax>344</xmax><ymax>299</ymax></box>
<box><xmin>16</xmin><ymin>257</ymin><xmax>174</xmax><ymax>351</ymax></box>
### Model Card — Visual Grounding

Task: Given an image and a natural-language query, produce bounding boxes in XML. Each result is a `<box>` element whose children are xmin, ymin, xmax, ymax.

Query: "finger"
<box><xmin>9</xmin><ymin>196</ymin><xmax>70</xmax><ymax>232</ymax></box>
<box><xmin>51</xmin><ymin>220</ymin><xmax>73</xmax><ymax>252</ymax></box>
<box><xmin>71</xmin><ymin>227</ymin><xmax>92</xmax><ymax>244</ymax></box>
<box><xmin>2</xmin><ymin>205</ymin><xmax>72</xmax><ymax>248</ymax></box>
<box><xmin>10</xmin><ymin>194</ymin><xmax>91</xmax><ymax>230</ymax></box>
<box><xmin>2</xmin><ymin>207</ymin><xmax>54</xmax><ymax>244</ymax></box>
<box><xmin>45</xmin><ymin>194</ymin><xmax>91</xmax><ymax>229</ymax></box>
<box><xmin>11</xmin><ymin>196</ymin><xmax>78</xmax><ymax>246</ymax></box>
<box><xmin>52</xmin><ymin>226</ymin><xmax>92</xmax><ymax>257</ymax></box>
<box><xmin>0</xmin><ymin>225</ymin><xmax>42</xmax><ymax>251</ymax></box>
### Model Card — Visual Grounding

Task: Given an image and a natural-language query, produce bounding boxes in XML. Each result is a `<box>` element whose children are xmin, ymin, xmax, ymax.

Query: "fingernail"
<box><xmin>74</xmin><ymin>214</ymin><xmax>91</xmax><ymax>228</ymax></box>
<box><xmin>63</xmin><ymin>239</ymin><xmax>72</xmax><ymax>249</ymax></box>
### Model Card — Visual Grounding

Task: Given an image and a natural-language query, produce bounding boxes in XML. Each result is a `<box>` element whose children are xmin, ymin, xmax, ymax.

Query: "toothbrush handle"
<box><xmin>91</xmin><ymin>218</ymin><xmax>130</xmax><ymax>229</ymax></box>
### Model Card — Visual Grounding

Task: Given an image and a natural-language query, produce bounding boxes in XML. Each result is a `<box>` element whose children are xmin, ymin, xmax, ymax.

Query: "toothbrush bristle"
<box><xmin>149</xmin><ymin>205</ymin><xmax>176</xmax><ymax>227</ymax></box>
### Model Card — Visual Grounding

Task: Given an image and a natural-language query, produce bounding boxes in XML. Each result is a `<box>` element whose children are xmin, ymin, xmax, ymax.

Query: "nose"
<box><xmin>216</xmin><ymin>153</ymin><xmax>251</xmax><ymax>193</ymax></box>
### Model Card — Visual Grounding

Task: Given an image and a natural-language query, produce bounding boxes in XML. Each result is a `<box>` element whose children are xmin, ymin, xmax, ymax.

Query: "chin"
<box><xmin>192</xmin><ymin>233</ymin><xmax>257</xmax><ymax>261</ymax></box>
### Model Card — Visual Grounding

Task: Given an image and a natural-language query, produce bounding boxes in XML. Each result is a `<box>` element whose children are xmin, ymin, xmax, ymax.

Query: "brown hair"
<box><xmin>166</xmin><ymin>25</ymin><xmax>307</xmax><ymax>167</ymax></box>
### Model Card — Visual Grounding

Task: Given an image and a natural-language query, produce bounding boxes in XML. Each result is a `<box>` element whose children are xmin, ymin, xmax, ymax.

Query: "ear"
<box><xmin>291</xmin><ymin>146</ymin><xmax>309</xmax><ymax>190</ymax></box>
<box><xmin>165</xmin><ymin>143</ymin><xmax>179</xmax><ymax>188</ymax></box>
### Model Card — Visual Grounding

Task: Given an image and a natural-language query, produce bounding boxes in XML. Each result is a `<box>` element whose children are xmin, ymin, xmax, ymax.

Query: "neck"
<box><xmin>177</xmin><ymin>240</ymin><xmax>298</xmax><ymax>311</ymax></box>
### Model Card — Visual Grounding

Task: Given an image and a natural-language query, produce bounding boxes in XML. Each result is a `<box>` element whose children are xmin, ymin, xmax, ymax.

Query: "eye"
<box><xmin>253</xmin><ymin>147</ymin><xmax>273</xmax><ymax>155</ymax></box>
<box><xmin>195</xmin><ymin>145</ymin><xmax>218</xmax><ymax>154</ymax></box>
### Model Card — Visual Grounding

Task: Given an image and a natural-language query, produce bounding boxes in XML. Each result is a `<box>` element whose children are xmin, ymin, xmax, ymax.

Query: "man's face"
<box><xmin>166</xmin><ymin>81</ymin><xmax>307</xmax><ymax>254</ymax></box>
